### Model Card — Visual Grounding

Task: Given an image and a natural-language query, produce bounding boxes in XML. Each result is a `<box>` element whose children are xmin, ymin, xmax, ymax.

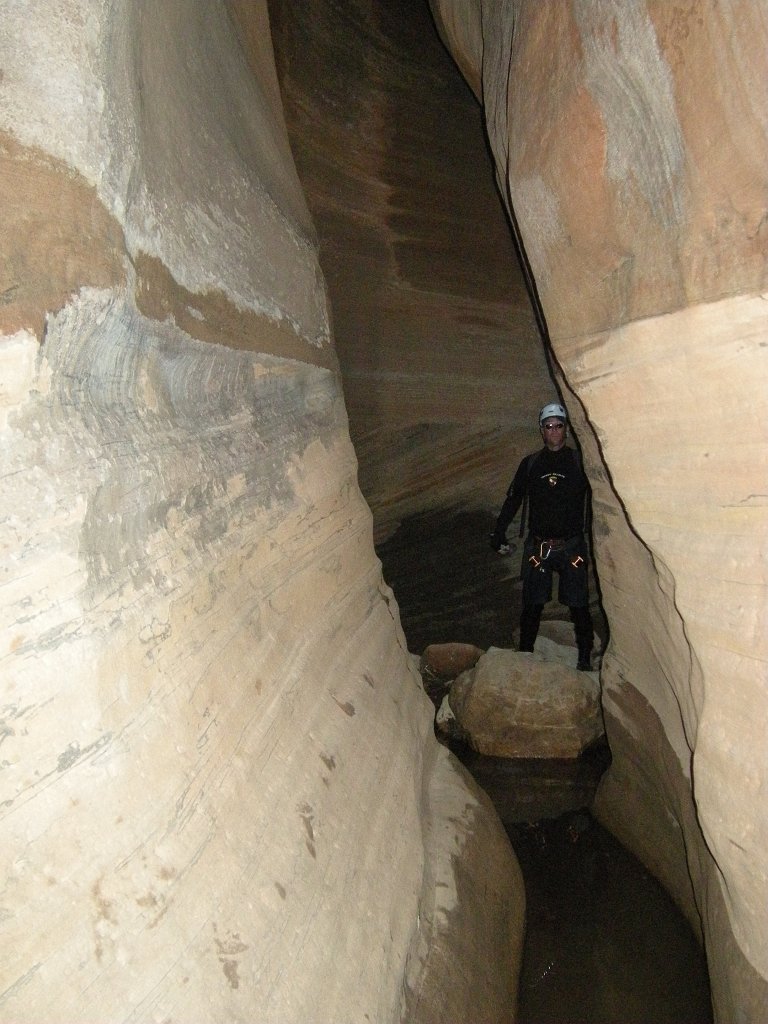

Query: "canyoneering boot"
<box><xmin>571</xmin><ymin>605</ymin><xmax>594</xmax><ymax>671</ymax></box>
<box><xmin>519</xmin><ymin>604</ymin><xmax>543</xmax><ymax>653</ymax></box>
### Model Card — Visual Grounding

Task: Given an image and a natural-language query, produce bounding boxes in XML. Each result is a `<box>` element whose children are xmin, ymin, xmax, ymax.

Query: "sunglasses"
<box><xmin>542</xmin><ymin>422</ymin><xmax>565</xmax><ymax>431</ymax></box>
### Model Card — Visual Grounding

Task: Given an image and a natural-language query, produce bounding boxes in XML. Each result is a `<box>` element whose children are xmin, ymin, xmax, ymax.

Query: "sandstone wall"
<box><xmin>0</xmin><ymin>2</ymin><xmax>522</xmax><ymax>1020</ymax></box>
<box><xmin>430</xmin><ymin>1</ymin><xmax>768</xmax><ymax>1019</ymax></box>
<box><xmin>268</xmin><ymin>0</ymin><xmax>550</xmax><ymax>548</ymax></box>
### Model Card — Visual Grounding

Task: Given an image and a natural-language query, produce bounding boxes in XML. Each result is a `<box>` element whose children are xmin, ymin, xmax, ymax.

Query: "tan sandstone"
<box><xmin>430</xmin><ymin>1</ymin><xmax>768</xmax><ymax>1018</ymax></box>
<box><xmin>449</xmin><ymin>647</ymin><xmax>603</xmax><ymax>759</ymax></box>
<box><xmin>0</xmin><ymin>2</ymin><xmax>523</xmax><ymax>1022</ymax></box>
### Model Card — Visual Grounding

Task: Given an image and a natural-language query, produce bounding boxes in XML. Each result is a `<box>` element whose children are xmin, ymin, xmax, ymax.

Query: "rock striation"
<box><xmin>4</xmin><ymin>0</ymin><xmax>766</xmax><ymax>1020</ymax></box>
<box><xmin>268</xmin><ymin>0</ymin><xmax>552</xmax><ymax>550</ymax></box>
<box><xmin>0</xmin><ymin>2</ymin><xmax>523</xmax><ymax>1022</ymax></box>
<box><xmin>430</xmin><ymin>1</ymin><xmax>768</xmax><ymax>1019</ymax></box>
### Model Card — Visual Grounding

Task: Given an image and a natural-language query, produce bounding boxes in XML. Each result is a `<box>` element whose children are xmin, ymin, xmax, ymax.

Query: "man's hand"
<box><xmin>489</xmin><ymin>533</ymin><xmax>510</xmax><ymax>554</ymax></box>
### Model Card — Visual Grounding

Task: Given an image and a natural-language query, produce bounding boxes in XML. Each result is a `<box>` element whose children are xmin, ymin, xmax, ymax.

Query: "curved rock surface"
<box><xmin>269</xmin><ymin>0</ymin><xmax>551</xmax><ymax>550</ymax></box>
<box><xmin>3</xmin><ymin>0</ymin><xmax>767</xmax><ymax>1021</ymax></box>
<box><xmin>449</xmin><ymin>646</ymin><xmax>603</xmax><ymax>759</ymax></box>
<box><xmin>431</xmin><ymin>1</ymin><xmax>768</xmax><ymax>1019</ymax></box>
<box><xmin>0</xmin><ymin>2</ymin><xmax>523</xmax><ymax>1022</ymax></box>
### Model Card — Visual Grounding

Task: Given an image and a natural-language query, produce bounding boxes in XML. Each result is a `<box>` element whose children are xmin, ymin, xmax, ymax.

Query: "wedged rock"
<box><xmin>421</xmin><ymin>642</ymin><xmax>485</xmax><ymax>680</ymax></box>
<box><xmin>420</xmin><ymin>642</ymin><xmax>485</xmax><ymax>707</ymax></box>
<box><xmin>449</xmin><ymin>646</ymin><xmax>603</xmax><ymax>759</ymax></box>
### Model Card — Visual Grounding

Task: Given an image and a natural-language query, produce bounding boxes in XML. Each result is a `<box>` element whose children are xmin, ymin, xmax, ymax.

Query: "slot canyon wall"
<box><xmin>268</xmin><ymin>0</ymin><xmax>561</xmax><ymax>656</ymax></box>
<box><xmin>268</xmin><ymin>0</ymin><xmax>551</xmax><ymax>550</ymax></box>
<box><xmin>429</xmin><ymin>0</ymin><xmax>768</xmax><ymax>1020</ymax></box>
<box><xmin>2</xmin><ymin>0</ymin><xmax>766</xmax><ymax>1021</ymax></box>
<box><xmin>0</xmin><ymin>2</ymin><xmax>523</xmax><ymax>1022</ymax></box>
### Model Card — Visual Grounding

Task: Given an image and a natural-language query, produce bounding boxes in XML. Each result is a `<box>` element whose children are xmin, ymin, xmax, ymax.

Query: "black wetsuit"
<box><xmin>492</xmin><ymin>446</ymin><xmax>593</xmax><ymax>662</ymax></box>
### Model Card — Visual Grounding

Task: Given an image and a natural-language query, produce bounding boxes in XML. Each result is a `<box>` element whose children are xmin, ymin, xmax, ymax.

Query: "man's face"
<box><xmin>540</xmin><ymin>418</ymin><xmax>566</xmax><ymax>451</ymax></box>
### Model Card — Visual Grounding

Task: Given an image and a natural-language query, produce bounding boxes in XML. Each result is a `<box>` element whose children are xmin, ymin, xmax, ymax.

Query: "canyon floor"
<box><xmin>387</xmin><ymin>511</ymin><xmax>712</xmax><ymax>1023</ymax></box>
<box><xmin>377</xmin><ymin>507</ymin><xmax>608</xmax><ymax>656</ymax></box>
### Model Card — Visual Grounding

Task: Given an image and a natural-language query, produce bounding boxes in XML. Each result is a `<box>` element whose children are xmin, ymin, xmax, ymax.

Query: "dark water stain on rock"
<box><xmin>298</xmin><ymin>802</ymin><xmax>317</xmax><ymax>859</ymax></box>
<box><xmin>331</xmin><ymin>695</ymin><xmax>355</xmax><ymax>717</ymax></box>
<box><xmin>220</xmin><ymin>957</ymin><xmax>240</xmax><ymax>990</ymax></box>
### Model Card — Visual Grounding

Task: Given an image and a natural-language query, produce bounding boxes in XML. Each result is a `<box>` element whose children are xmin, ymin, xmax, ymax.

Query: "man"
<box><xmin>490</xmin><ymin>402</ymin><xmax>594</xmax><ymax>671</ymax></box>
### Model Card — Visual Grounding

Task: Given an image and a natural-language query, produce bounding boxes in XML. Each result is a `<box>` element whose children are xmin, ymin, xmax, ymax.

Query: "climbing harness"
<box><xmin>529</xmin><ymin>537</ymin><xmax>586</xmax><ymax>572</ymax></box>
<box><xmin>528</xmin><ymin>540</ymin><xmax>552</xmax><ymax>568</ymax></box>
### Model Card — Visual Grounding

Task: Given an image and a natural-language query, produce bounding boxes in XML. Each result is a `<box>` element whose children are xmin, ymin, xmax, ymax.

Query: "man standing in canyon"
<box><xmin>490</xmin><ymin>402</ymin><xmax>594</xmax><ymax>671</ymax></box>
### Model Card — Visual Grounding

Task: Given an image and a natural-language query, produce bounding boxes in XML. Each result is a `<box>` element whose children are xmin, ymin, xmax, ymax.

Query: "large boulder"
<box><xmin>449</xmin><ymin>646</ymin><xmax>603</xmax><ymax>759</ymax></box>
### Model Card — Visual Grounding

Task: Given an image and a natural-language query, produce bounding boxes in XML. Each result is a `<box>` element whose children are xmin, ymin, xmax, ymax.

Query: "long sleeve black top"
<box><xmin>493</xmin><ymin>446</ymin><xmax>589</xmax><ymax>541</ymax></box>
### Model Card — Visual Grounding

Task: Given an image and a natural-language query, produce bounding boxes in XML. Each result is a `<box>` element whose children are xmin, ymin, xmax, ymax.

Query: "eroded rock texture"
<box><xmin>0</xmin><ymin>2</ymin><xmax>522</xmax><ymax>1021</ymax></box>
<box><xmin>431</xmin><ymin>1</ymin><xmax>768</xmax><ymax>1019</ymax></box>
<box><xmin>449</xmin><ymin>647</ymin><xmax>603</xmax><ymax>759</ymax></box>
<box><xmin>269</xmin><ymin>0</ymin><xmax>551</xmax><ymax>549</ymax></box>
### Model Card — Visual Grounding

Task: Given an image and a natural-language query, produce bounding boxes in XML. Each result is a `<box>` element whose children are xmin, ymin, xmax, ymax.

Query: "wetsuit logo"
<box><xmin>542</xmin><ymin>472</ymin><xmax>565</xmax><ymax>487</ymax></box>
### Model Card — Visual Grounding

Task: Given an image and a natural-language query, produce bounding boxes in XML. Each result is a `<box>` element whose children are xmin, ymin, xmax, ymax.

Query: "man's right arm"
<box><xmin>490</xmin><ymin>457</ymin><xmax>528</xmax><ymax>550</ymax></box>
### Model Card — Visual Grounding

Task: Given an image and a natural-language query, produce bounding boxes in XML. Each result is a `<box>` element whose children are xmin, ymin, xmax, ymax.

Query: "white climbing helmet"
<box><xmin>539</xmin><ymin>402</ymin><xmax>567</xmax><ymax>425</ymax></box>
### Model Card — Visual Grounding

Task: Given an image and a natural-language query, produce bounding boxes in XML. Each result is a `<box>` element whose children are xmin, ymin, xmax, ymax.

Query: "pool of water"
<box><xmin>508</xmin><ymin>811</ymin><xmax>713</xmax><ymax>1024</ymax></box>
<box><xmin>446</xmin><ymin>735</ymin><xmax>712</xmax><ymax>1023</ymax></box>
<box><xmin>386</xmin><ymin>509</ymin><xmax>712</xmax><ymax>1022</ymax></box>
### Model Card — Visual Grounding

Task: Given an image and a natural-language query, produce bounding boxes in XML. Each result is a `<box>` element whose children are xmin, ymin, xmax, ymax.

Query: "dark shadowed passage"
<box><xmin>447</xmin><ymin>743</ymin><xmax>713</xmax><ymax>1024</ymax></box>
<box><xmin>509</xmin><ymin>812</ymin><xmax>713</xmax><ymax>1024</ymax></box>
<box><xmin>377</xmin><ymin>509</ymin><xmax>521</xmax><ymax>653</ymax></box>
<box><xmin>377</xmin><ymin>508</ymin><xmax>607</xmax><ymax>656</ymax></box>
<box><xmin>393</xmin><ymin>510</ymin><xmax>713</xmax><ymax>1024</ymax></box>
